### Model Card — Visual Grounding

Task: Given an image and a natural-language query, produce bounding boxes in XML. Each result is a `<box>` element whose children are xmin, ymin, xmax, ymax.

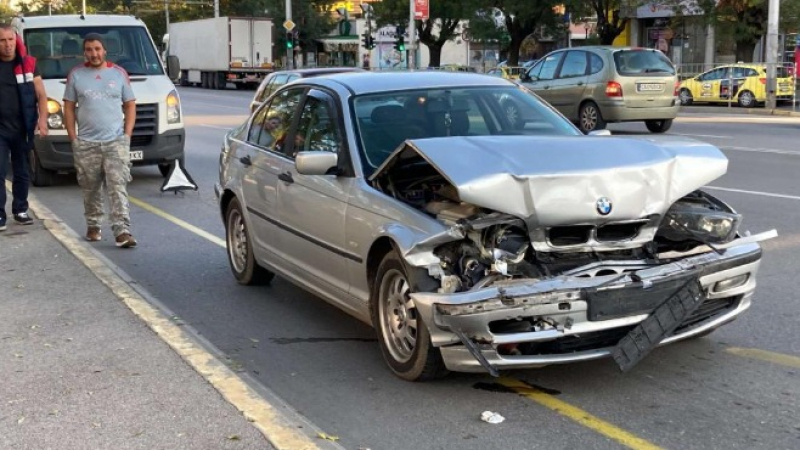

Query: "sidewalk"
<box><xmin>0</xmin><ymin>189</ymin><xmax>324</xmax><ymax>450</ymax></box>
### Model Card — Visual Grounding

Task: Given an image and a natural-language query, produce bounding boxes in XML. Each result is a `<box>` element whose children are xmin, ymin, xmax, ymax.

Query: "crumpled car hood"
<box><xmin>371</xmin><ymin>135</ymin><xmax>728</xmax><ymax>226</ymax></box>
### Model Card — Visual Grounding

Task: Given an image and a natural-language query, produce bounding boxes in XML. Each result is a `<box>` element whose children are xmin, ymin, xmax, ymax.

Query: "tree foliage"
<box><xmin>567</xmin><ymin>0</ymin><xmax>632</xmax><ymax>45</ymax></box>
<box><xmin>373</xmin><ymin>0</ymin><xmax>472</xmax><ymax>67</ymax></box>
<box><xmin>481</xmin><ymin>0</ymin><xmax>564</xmax><ymax>66</ymax></box>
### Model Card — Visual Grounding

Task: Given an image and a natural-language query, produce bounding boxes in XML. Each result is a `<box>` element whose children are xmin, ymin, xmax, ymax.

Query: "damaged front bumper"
<box><xmin>411</xmin><ymin>235</ymin><xmax>772</xmax><ymax>374</ymax></box>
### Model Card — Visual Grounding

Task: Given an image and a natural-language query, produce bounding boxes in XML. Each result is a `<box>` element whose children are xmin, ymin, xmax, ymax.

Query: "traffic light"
<box><xmin>286</xmin><ymin>31</ymin><xmax>294</xmax><ymax>49</ymax></box>
<box><xmin>394</xmin><ymin>35</ymin><xmax>405</xmax><ymax>52</ymax></box>
<box><xmin>361</xmin><ymin>33</ymin><xmax>374</xmax><ymax>50</ymax></box>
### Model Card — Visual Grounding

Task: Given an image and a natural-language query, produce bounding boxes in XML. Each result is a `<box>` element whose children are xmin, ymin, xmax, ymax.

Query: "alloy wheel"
<box><xmin>379</xmin><ymin>268</ymin><xmax>418</xmax><ymax>363</ymax></box>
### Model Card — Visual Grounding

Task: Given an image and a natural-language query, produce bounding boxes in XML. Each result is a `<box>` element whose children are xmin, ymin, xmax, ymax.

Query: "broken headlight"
<box><xmin>660</xmin><ymin>209</ymin><xmax>741</xmax><ymax>244</ymax></box>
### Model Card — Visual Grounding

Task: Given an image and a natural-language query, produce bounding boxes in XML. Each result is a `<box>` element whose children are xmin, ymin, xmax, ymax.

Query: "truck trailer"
<box><xmin>167</xmin><ymin>17</ymin><xmax>274</xmax><ymax>90</ymax></box>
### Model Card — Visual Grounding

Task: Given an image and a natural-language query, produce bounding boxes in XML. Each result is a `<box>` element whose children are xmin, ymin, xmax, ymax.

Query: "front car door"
<box><xmin>239</xmin><ymin>87</ymin><xmax>305</xmax><ymax>258</ymax></box>
<box><xmin>548</xmin><ymin>50</ymin><xmax>590</xmax><ymax>119</ymax></box>
<box><xmin>523</xmin><ymin>52</ymin><xmax>564</xmax><ymax>107</ymax></box>
<box><xmin>274</xmin><ymin>89</ymin><xmax>356</xmax><ymax>304</ymax></box>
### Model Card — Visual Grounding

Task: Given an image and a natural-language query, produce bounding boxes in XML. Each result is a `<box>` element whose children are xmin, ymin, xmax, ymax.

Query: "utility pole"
<box><xmin>165</xmin><ymin>0</ymin><xmax>170</xmax><ymax>31</ymax></box>
<box><xmin>407</xmin><ymin>0</ymin><xmax>415</xmax><ymax>69</ymax></box>
<box><xmin>766</xmin><ymin>0</ymin><xmax>779</xmax><ymax>109</ymax></box>
<box><xmin>285</xmin><ymin>0</ymin><xmax>293</xmax><ymax>69</ymax></box>
<box><xmin>214</xmin><ymin>0</ymin><xmax>219</xmax><ymax>18</ymax></box>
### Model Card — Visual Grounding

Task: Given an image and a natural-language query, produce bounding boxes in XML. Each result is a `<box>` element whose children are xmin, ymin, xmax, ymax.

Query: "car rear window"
<box><xmin>613</xmin><ymin>50</ymin><xmax>675</xmax><ymax>76</ymax></box>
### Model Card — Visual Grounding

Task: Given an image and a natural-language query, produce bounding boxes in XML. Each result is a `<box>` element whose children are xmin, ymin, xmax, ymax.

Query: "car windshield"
<box><xmin>353</xmin><ymin>86</ymin><xmax>582</xmax><ymax>176</ymax></box>
<box><xmin>24</xmin><ymin>26</ymin><xmax>164</xmax><ymax>78</ymax></box>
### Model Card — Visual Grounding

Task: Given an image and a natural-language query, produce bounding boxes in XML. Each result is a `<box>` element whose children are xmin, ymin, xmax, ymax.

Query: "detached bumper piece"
<box><xmin>612</xmin><ymin>279</ymin><xmax>705</xmax><ymax>372</ymax></box>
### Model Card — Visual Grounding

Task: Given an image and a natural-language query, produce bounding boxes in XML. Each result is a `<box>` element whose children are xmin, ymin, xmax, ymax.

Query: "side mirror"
<box><xmin>588</xmin><ymin>129</ymin><xmax>612</xmax><ymax>136</ymax></box>
<box><xmin>166</xmin><ymin>55</ymin><xmax>180</xmax><ymax>80</ymax></box>
<box><xmin>296</xmin><ymin>151</ymin><xmax>338</xmax><ymax>175</ymax></box>
<box><xmin>519</xmin><ymin>71</ymin><xmax>531</xmax><ymax>82</ymax></box>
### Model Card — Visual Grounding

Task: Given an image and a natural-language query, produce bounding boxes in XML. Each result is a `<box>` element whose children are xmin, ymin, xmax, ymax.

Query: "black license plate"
<box><xmin>586</xmin><ymin>271</ymin><xmax>699</xmax><ymax>321</ymax></box>
<box><xmin>611</xmin><ymin>279</ymin><xmax>706</xmax><ymax>372</ymax></box>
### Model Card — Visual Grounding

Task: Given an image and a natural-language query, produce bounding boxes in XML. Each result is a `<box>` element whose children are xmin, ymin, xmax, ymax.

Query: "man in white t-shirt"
<box><xmin>64</xmin><ymin>33</ymin><xmax>137</xmax><ymax>248</ymax></box>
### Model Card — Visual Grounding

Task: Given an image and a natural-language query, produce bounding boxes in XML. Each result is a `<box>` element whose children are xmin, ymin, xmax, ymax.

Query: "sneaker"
<box><xmin>13</xmin><ymin>212</ymin><xmax>33</xmax><ymax>225</ymax></box>
<box><xmin>0</xmin><ymin>217</ymin><xmax>6</xmax><ymax>231</ymax></box>
<box><xmin>86</xmin><ymin>227</ymin><xmax>102</xmax><ymax>242</ymax></box>
<box><xmin>115</xmin><ymin>232</ymin><xmax>137</xmax><ymax>248</ymax></box>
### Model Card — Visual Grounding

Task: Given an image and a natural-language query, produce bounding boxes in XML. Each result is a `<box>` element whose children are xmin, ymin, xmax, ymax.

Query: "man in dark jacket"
<box><xmin>0</xmin><ymin>24</ymin><xmax>48</xmax><ymax>231</ymax></box>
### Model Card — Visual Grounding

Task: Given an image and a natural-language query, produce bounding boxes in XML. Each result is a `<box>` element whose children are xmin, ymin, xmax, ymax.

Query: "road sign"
<box><xmin>414</xmin><ymin>0</ymin><xmax>429</xmax><ymax>20</ymax></box>
<box><xmin>283</xmin><ymin>20</ymin><xmax>296</xmax><ymax>31</ymax></box>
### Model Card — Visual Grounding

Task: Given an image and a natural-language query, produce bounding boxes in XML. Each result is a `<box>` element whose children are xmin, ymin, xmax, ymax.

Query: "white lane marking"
<box><xmin>194</xmin><ymin>124</ymin><xmax>233</xmax><ymax>130</ymax></box>
<box><xmin>707</xmin><ymin>186</ymin><xmax>800</xmax><ymax>201</ymax></box>
<box><xmin>187</xmin><ymin>101</ymin><xmax>244</xmax><ymax>111</ymax></box>
<box><xmin>672</xmin><ymin>133</ymin><xmax>732</xmax><ymax>139</ymax></box>
<box><xmin>719</xmin><ymin>146</ymin><xmax>800</xmax><ymax>156</ymax></box>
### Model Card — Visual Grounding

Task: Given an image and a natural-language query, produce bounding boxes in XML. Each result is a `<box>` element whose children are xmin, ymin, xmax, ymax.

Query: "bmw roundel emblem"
<box><xmin>596</xmin><ymin>197</ymin><xmax>612</xmax><ymax>216</ymax></box>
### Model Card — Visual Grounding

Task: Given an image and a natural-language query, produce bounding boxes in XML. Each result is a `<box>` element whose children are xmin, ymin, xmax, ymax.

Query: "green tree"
<box><xmin>568</xmin><ymin>0</ymin><xmax>633</xmax><ymax>45</ymax></box>
<box><xmin>373</xmin><ymin>0</ymin><xmax>472</xmax><ymax>67</ymax></box>
<box><xmin>480</xmin><ymin>1</ymin><xmax>563</xmax><ymax>66</ymax></box>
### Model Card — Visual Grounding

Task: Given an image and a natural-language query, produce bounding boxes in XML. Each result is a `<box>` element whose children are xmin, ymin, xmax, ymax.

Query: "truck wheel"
<box><xmin>225</xmin><ymin>197</ymin><xmax>275</xmax><ymax>285</ymax></box>
<box><xmin>215</xmin><ymin>72</ymin><xmax>227</xmax><ymax>90</ymax></box>
<box><xmin>179</xmin><ymin>70</ymin><xmax>189</xmax><ymax>86</ymax></box>
<box><xmin>29</xmin><ymin>149</ymin><xmax>55</xmax><ymax>187</ymax></box>
<box><xmin>201</xmin><ymin>72</ymin><xmax>209</xmax><ymax>89</ymax></box>
<box><xmin>158</xmin><ymin>156</ymin><xmax>185</xmax><ymax>178</ymax></box>
<box><xmin>371</xmin><ymin>250</ymin><xmax>448</xmax><ymax>381</ymax></box>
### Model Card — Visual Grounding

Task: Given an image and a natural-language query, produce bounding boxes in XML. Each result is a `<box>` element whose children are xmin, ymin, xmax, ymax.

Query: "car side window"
<box><xmin>745</xmin><ymin>68</ymin><xmax>758</xmax><ymax>77</ymax></box>
<box><xmin>588</xmin><ymin>53</ymin><xmax>603</xmax><ymax>75</ymax></box>
<box><xmin>263</xmin><ymin>87</ymin><xmax>304</xmax><ymax>155</ymax></box>
<box><xmin>529</xmin><ymin>53</ymin><xmax>562</xmax><ymax>81</ymax></box>
<box><xmin>289</xmin><ymin>91</ymin><xmax>342</xmax><ymax>158</ymax></box>
<box><xmin>558</xmin><ymin>51</ymin><xmax>588</xmax><ymax>79</ymax></box>
<box><xmin>247</xmin><ymin>104</ymin><xmax>269</xmax><ymax>144</ymax></box>
<box><xmin>265</xmin><ymin>74</ymin><xmax>289</xmax><ymax>97</ymax></box>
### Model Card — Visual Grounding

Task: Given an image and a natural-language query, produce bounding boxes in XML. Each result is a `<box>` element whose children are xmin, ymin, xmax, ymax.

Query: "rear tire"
<box><xmin>737</xmin><ymin>90</ymin><xmax>756</xmax><ymax>108</ymax></box>
<box><xmin>645</xmin><ymin>119</ymin><xmax>673</xmax><ymax>133</ymax></box>
<box><xmin>225</xmin><ymin>197</ymin><xmax>275</xmax><ymax>285</ymax></box>
<box><xmin>29</xmin><ymin>149</ymin><xmax>55</xmax><ymax>187</ymax></box>
<box><xmin>578</xmin><ymin>101</ymin><xmax>606</xmax><ymax>134</ymax></box>
<box><xmin>371</xmin><ymin>250</ymin><xmax>448</xmax><ymax>381</ymax></box>
<box><xmin>679</xmin><ymin>88</ymin><xmax>693</xmax><ymax>106</ymax></box>
<box><xmin>215</xmin><ymin>72</ymin><xmax>227</xmax><ymax>90</ymax></box>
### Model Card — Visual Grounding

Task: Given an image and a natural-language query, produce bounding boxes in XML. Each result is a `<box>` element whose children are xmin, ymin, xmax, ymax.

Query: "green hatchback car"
<box><xmin>519</xmin><ymin>46</ymin><xmax>680</xmax><ymax>133</ymax></box>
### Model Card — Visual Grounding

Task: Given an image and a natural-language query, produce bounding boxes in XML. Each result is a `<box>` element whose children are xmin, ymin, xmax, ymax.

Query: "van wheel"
<box><xmin>29</xmin><ymin>149</ymin><xmax>55</xmax><ymax>187</ymax></box>
<box><xmin>158</xmin><ymin>156</ymin><xmax>185</xmax><ymax>178</ymax></box>
<box><xmin>738</xmin><ymin>90</ymin><xmax>756</xmax><ymax>108</ymax></box>
<box><xmin>225</xmin><ymin>197</ymin><xmax>275</xmax><ymax>285</ymax></box>
<box><xmin>371</xmin><ymin>251</ymin><xmax>448</xmax><ymax>381</ymax></box>
<box><xmin>579</xmin><ymin>101</ymin><xmax>606</xmax><ymax>134</ymax></box>
<box><xmin>679</xmin><ymin>88</ymin><xmax>693</xmax><ymax>106</ymax></box>
<box><xmin>645</xmin><ymin>119</ymin><xmax>673</xmax><ymax>133</ymax></box>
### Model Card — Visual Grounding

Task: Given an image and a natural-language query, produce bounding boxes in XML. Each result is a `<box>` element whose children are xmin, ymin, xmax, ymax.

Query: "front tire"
<box><xmin>225</xmin><ymin>197</ymin><xmax>275</xmax><ymax>285</ymax></box>
<box><xmin>29</xmin><ymin>149</ymin><xmax>55</xmax><ymax>187</ymax></box>
<box><xmin>645</xmin><ymin>119</ymin><xmax>673</xmax><ymax>133</ymax></box>
<box><xmin>578</xmin><ymin>101</ymin><xmax>606</xmax><ymax>134</ymax></box>
<box><xmin>371</xmin><ymin>251</ymin><xmax>447</xmax><ymax>381</ymax></box>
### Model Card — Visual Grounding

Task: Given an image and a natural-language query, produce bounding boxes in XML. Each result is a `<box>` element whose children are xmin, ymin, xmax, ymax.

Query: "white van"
<box><xmin>12</xmin><ymin>14</ymin><xmax>184</xmax><ymax>186</ymax></box>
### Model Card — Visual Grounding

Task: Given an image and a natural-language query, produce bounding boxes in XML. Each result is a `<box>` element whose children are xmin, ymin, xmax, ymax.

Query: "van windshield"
<box><xmin>24</xmin><ymin>26</ymin><xmax>164</xmax><ymax>79</ymax></box>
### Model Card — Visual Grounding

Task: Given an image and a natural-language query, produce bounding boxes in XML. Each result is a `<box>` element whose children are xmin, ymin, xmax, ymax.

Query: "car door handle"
<box><xmin>278</xmin><ymin>172</ymin><xmax>294</xmax><ymax>184</ymax></box>
<box><xmin>239</xmin><ymin>155</ymin><xmax>252</xmax><ymax>166</ymax></box>
<box><xmin>577</xmin><ymin>81</ymin><xmax>584</xmax><ymax>86</ymax></box>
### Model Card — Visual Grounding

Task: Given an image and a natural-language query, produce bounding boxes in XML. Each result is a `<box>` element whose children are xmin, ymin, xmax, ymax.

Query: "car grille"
<box><xmin>548</xmin><ymin>220</ymin><xmax>648</xmax><ymax>246</ymax></box>
<box><xmin>132</xmin><ymin>103</ymin><xmax>157</xmax><ymax>148</ymax></box>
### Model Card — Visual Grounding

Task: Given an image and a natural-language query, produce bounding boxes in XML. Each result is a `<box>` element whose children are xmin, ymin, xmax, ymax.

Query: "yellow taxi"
<box><xmin>486</xmin><ymin>66</ymin><xmax>526</xmax><ymax>80</ymax></box>
<box><xmin>678</xmin><ymin>63</ymin><xmax>795</xmax><ymax>107</ymax></box>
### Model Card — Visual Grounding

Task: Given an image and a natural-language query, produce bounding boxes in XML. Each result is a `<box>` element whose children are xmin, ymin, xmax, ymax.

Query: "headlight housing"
<box><xmin>659</xmin><ymin>205</ymin><xmax>741</xmax><ymax>244</ymax></box>
<box><xmin>47</xmin><ymin>98</ymin><xmax>64</xmax><ymax>129</ymax></box>
<box><xmin>166</xmin><ymin>90</ymin><xmax>181</xmax><ymax>124</ymax></box>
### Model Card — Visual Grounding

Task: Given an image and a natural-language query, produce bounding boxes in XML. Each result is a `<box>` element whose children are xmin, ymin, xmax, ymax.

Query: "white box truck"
<box><xmin>12</xmin><ymin>14</ymin><xmax>185</xmax><ymax>186</ymax></box>
<box><xmin>167</xmin><ymin>17</ymin><xmax>274</xmax><ymax>90</ymax></box>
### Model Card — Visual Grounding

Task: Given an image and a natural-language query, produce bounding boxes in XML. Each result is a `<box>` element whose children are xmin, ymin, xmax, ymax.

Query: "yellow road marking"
<box><xmin>129</xmin><ymin>196</ymin><xmax>226</xmax><ymax>248</ymax></box>
<box><xmin>23</xmin><ymin>192</ymin><xmax>324</xmax><ymax>450</ymax></box>
<box><xmin>726</xmin><ymin>347</ymin><xmax>800</xmax><ymax>368</ymax></box>
<box><xmin>499</xmin><ymin>377</ymin><xmax>664</xmax><ymax>450</ymax></box>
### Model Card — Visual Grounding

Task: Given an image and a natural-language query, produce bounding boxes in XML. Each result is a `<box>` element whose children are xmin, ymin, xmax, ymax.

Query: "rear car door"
<box><xmin>274</xmin><ymin>89</ymin><xmax>354</xmax><ymax>297</ymax></box>
<box><xmin>613</xmin><ymin>49</ymin><xmax>677</xmax><ymax>108</ymax></box>
<box><xmin>548</xmin><ymin>50</ymin><xmax>589</xmax><ymax>118</ymax></box>
<box><xmin>240</xmin><ymin>87</ymin><xmax>305</xmax><ymax>257</ymax></box>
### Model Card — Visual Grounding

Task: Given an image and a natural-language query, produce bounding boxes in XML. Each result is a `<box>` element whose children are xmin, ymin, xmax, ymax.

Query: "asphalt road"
<box><xmin>31</xmin><ymin>87</ymin><xmax>800</xmax><ymax>450</ymax></box>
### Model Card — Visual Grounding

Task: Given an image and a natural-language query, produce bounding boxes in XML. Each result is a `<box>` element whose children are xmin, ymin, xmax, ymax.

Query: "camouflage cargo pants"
<box><xmin>72</xmin><ymin>136</ymin><xmax>132</xmax><ymax>237</ymax></box>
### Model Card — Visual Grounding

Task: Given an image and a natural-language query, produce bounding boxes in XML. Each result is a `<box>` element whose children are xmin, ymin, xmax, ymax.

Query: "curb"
<box><xmin>679</xmin><ymin>105</ymin><xmax>800</xmax><ymax>117</ymax></box>
<box><xmin>14</xmin><ymin>181</ymin><xmax>340</xmax><ymax>450</ymax></box>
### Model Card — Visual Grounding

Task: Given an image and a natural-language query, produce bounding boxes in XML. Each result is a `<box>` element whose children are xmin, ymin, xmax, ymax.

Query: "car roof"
<box><xmin>302</xmin><ymin>71</ymin><xmax>514</xmax><ymax>95</ymax></box>
<box><xmin>17</xmin><ymin>14</ymin><xmax>145</xmax><ymax>28</ymax></box>
<box><xmin>277</xmin><ymin>67</ymin><xmax>366</xmax><ymax>77</ymax></box>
